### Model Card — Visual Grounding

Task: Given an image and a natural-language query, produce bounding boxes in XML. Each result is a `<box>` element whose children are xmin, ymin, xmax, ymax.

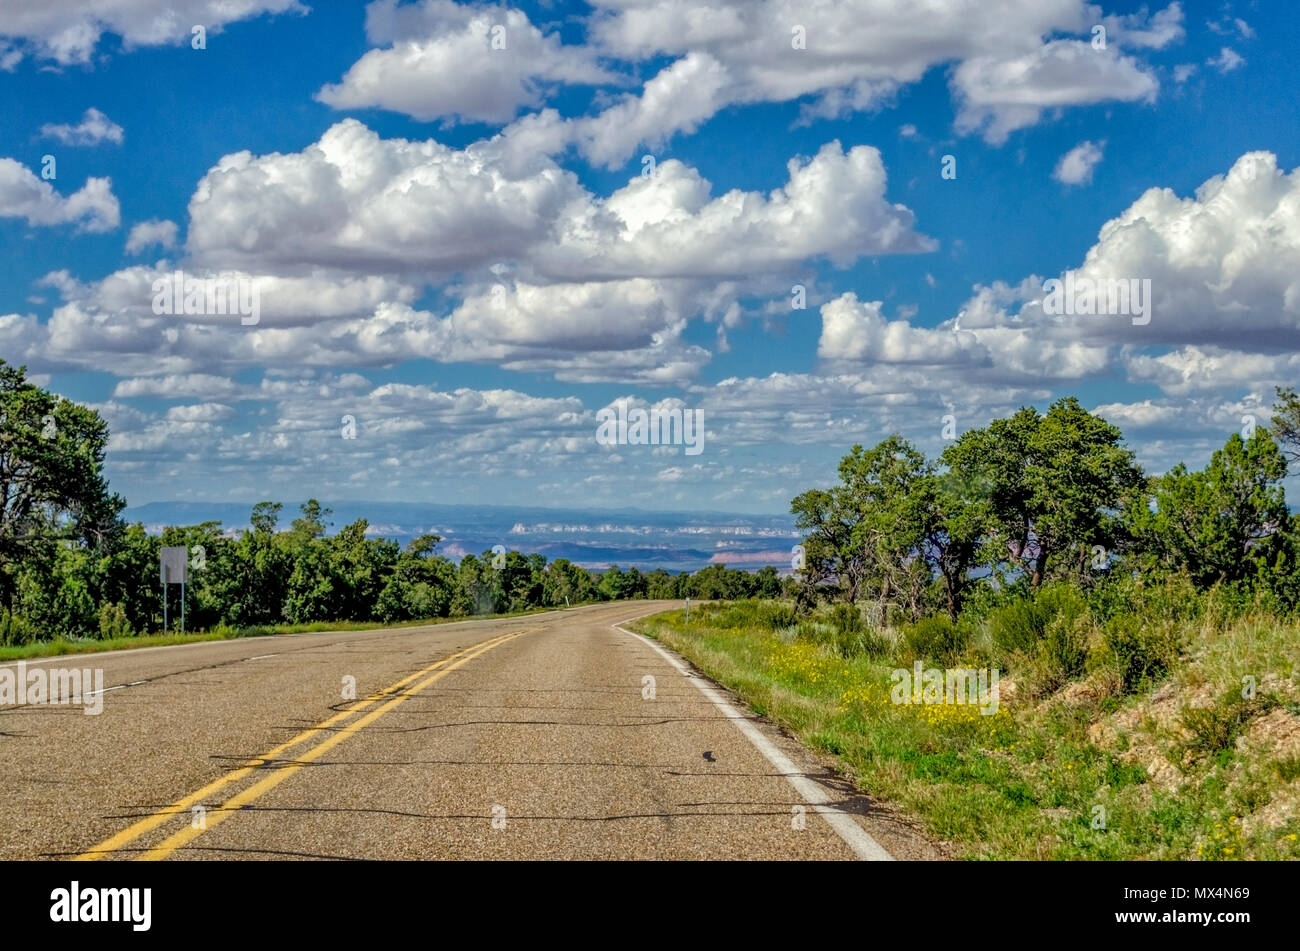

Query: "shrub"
<box><xmin>757</xmin><ymin>602</ymin><xmax>797</xmax><ymax>631</ymax></box>
<box><xmin>0</xmin><ymin>610</ymin><xmax>38</xmax><ymax>646</ymax></box>
<box><xmin>1181</xmin><ymin>693</ymin><xmax>1261</xmax><ymax>755</ymax></box>
<box><xmin>830</xmin><ymin>601</ymin><xmax>864</xmax><ymax>637</ymax></box>
<box><xmin>834</xmin><ymin>628</ymin><xmax>892</xmax><ymax>659</ymax></box>
<box><xmin>794</xmin><ymin>619</ymin><xmax>830</xmax><ymax>644</ymax></box>
<box><xmin>903</xmin><ymin>614</ymin><xmax>969</xmax><ymax>664</ymax></box>
<box><xmin>1096</xmin><ymin>614</ymin><xmax>1181</xmax><ymax>692</ymax></box>
<box><xmin>1033</xmin><ymin>613</ymin><xmax>1090</xmax><ymax>691</ymax></box>
<box><xmin>988</xmin><ymin>584</ymin><xmax>1087</xmax><ymax>656</ymax></box>
<box><xmin>97</xmin><ymin>602</ymin><xmax>132</xmax><ymax>639</ymax></box>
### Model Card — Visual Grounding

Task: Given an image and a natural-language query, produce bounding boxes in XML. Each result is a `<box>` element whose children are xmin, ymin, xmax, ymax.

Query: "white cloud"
<box><xmin>1124</xmin><ymin>346</ymin><xmax>1300</xmax><ymax>396</ymax></box>
<box><xmin>817</xmin><ymin>294</ymin><xmax>979</xmax><ymax>365</ymax></box>
<box><xmin>0</xmin><ymin>158</ymin><xmax>119</xmax><ymax>232</ymax></box>
<box><xmin>1207</xmin><ymin>47</ymin><xmax>1245</xmax><ymax>74</ymax></box>
<box><xmin>185</xmin><ymin>120</ymin><xmax>931</xmax><ymax>284</ymax></box>
<box><xmin>0</xmin><ymin>0</ymin><xmax>305</xmax><ymax>65</ymax></box>
<box><xmin>39</xmin><ymin>108</ymin><xmax>124</xmax><ymax>146</ymax></box>
<box><xmin>1099</xmin><ymin>3</ymin><xmax>1186</xmax><ymax>49</ymax></box>
<box><xmin>317</xmin><ymin>1</ymin><xmax>614</xmax><ymax>123</ymax></box>
<box><xmin>952</xmin><ymin>42</ymin><xmax>1157</xmax><ymax>145</ymax></box>
<box><xmin>1053</xmin><ymin>140</ymin><xmax>1106</xmax><ymax>185</ymax></box>
<box><xmin>164</xmin><ymin>402</ymin><xmax>236</xmax><ymax>422</ymax></box>
<box><xmin>534</xmin><ymin>141</ymin><xmax>934</xmax><ymax>280</ymax></box>
<box><xmin>817</xmin><ymin>151</ymin><xmax>1300</xmax><ymax>395</ymax></box>
<box><xmin>328</xmin><ymin>1</ymin><xmax>1182</xmax><ymax>162</ymax></box>
<box><xmin>113</xmin><ymin>374</ymin><xmax>245</xmax><ymax>400</ymax></box>
<box><xmin>125</xmin><ymin>219</ymin><xmax>178</xmax><ymax>254</ymax></box>
<box><xmin>185</xmin><ymin>119</ymin><xmax>586</xmax><ymax>275</ymax></box>
<box><xmin>567</xmin><ymin>51</ymin><xmax>731</xmax><ymax>168</ymax></box>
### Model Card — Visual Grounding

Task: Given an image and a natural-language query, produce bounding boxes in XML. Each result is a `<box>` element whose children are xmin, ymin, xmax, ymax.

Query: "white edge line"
<box><xmin>614</xmin><ymin>622</ymin><xmax>894</xmax><ymax>862</ymax></box>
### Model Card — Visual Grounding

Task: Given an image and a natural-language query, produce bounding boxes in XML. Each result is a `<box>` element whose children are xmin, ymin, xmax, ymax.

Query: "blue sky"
<box><xmin>2</xmin><ymin>0</ymin><xmax>1297</xmax><ymax>514</ymax></box>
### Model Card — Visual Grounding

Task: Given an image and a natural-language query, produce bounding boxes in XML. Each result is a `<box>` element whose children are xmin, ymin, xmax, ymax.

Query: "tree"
<box><xmin>232</xmin><ymin>502</ymin><xmax>289</xmax><ymax>625</ymax></box>
<box><xmin>1127</xmin><ymin>430</ymin><xmax>1288</xmax><ymax>586</ymax></box>
<box><xmin>1271</xmin><ymin>386</ymin><xmax>1300</xmax><ymax>464</ymax></box>
<box><xmin>790</xmin><ymin>487</ymin><xmax>865</xmax><ymax>604</ymax></box>
<box><xmin>921</xmin><ymin>469</ymin><xmax>991</xmax><ymax>621</ymax></box>
<box><xmin>836</xmin><ymin>436</ymin><xmax>931</xmax><ymax>620</ymax></box>
<box><xmin>377</xmin><ymin>534</ymin><xmax>455</xmax><ymax>622</ymax></box>
<box><xmin>0</xmin><ymin>360</ymin><xmax>123</xmax><ymax>630</ymax></box>
<box><xmin>943</xmin><ymin>398</ymin><xmax>1141</xmax><ymax>585</ymax></box>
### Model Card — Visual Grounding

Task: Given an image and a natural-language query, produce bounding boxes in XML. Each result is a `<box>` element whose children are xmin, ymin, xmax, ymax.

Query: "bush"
<box><xmin>830</xmin><ymin>602</ymin><xmax>864</xmax><ymax>637</ymax></box>
<box><xmin>1181</xmin><ymin>692</ymin><xmax>1263</xmax><ymax>755</ymax></box>
<box><xmin>97</xmin><ymin>602</ymin><xmax>133</xmax><ymax>639</ymax></box>
<box><xmin>1033</xmin><ymin>612</ymin><xmax>1090</xmax><ymax>691</ymax></box>
<box><xmin>1095</xmin><ymin>614</ymin><xmax>1181</xmax><ymax>692</ymax></box>
<box><xmin>0</xmin><ymin>610</ymin><xmax>38</xmax><ymax>646</ymax></box>
<box><xmin>834</xmin><ymin>628</ymin><xmax>892</xmax><ymax>659</ymax></box>
<box><xmin>794</xmin><ymin>619</ymin><xmax>830</xmax><ymax>644</ymax></box>
<box><xmin>988</xmin><ymin>584</ymin><xmax>1087</xmax><ymax>656</ymax></box>
<box><xmin>795</xmin><ymin>612</ymin><xmax>889</xmax><ymax>658</ymax></box>
<box><xmin>903</xmin><ymin>614</ymin><xmax>969</xmax><ymax>664</ymax></box>
<box><xmin>757</xmin><ymin>601</ymin><xmax>797</xmax><ymax>631</ymax></box>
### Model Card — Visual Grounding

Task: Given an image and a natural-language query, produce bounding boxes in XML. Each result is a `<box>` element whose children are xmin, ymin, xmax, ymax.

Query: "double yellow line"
<box><xmin>76</xmin><ymin>627</ymin><xmax>533</xmax><ymax>861</ymax></box>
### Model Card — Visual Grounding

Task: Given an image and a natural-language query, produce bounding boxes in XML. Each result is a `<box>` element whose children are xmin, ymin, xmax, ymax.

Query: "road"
<box><xmin>0</xmin><ymin>602</ymin><xmax>940</xmax><ymax>860</ymax></box>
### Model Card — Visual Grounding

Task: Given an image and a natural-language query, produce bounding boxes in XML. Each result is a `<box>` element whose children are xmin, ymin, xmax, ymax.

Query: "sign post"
<box><xmin>160</xmin><ymin>546</ymin><xmax>188</xmax><ymax>633</ymax></box>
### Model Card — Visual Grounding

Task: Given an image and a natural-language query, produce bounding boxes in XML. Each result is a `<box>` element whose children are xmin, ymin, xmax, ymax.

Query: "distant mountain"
<box><xmin>121</xmin><ymin>500</ymin><xmax>801</xmax><ymax>573</ymax></box>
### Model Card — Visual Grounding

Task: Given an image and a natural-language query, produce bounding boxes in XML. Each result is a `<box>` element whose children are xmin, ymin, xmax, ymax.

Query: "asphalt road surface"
<box><xmin>0</xmin><ymin>602</ymin><xmax>940</xmax><ymax>860</ymax></box>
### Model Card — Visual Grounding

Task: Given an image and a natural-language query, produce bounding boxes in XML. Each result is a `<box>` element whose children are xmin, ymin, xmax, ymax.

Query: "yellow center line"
<box><xmin>135</xmin><ymin>628</ymin><xmax>531</xmax><ymax>861</ymax></box>
<box><xmin>75</xmin><ymin>628</ymin><xmax>527</xmax><ymax>861</ymax></box>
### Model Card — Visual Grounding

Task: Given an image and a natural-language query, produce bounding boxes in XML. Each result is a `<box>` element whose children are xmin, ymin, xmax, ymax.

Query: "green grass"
<box><xmin>631</xmin><ymin>598</ymin><xmax>1300</xmax><ymax>860</ymax></box>
<box><xmin>0</xmin><ymin>603</ymin><xmax>570</xmax><ymax>661</ymax></box>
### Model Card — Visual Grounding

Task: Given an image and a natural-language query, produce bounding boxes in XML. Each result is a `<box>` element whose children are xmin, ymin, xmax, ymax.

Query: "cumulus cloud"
<box><xmin>113</xmin><ymin>373</ymin><xmax>246</xmax><ymax>400</ymax></box>
<box><xmin>125</xmin><ymin>219</ymin><xmax>178</xmax><ymax>254</ymax></box>
<box><xmin>817</xmin><ymin>294</ymin><xmax>981</xmax><ymax>365</ymax></box>
<box><xmin>951</xmin><ymin>42</ymin><xmax>1156</xmax><ymax>145</ymax></box>
<box><xmin>0</xmin><ymin>158</ymin><xmax>119</xmax><ymax>232</ymax></box>
<box><xmin>317</xmin><ymin>1</ymin><xmax>1180</xmax><ymax>163</ymax></box>
<box><xmin>39</xmin><ymin>108</ymin><xmax>124</xmax><ymax>146</ymax></box>
<box><xmin>0</xmin><ymin>0</ymin><xmax>305</xmax><ymax>65</ymax></box>
<box><xmin>820</xmin><ymin>151</ymin><xmax>1300</xmax><ymax>396</ymax></box>
<box><xmin>185</xmin><ymin>119</ymin><xmax>585</xmax><ymax>274</ymax></box>
<box><xmin>1124</xmin><ymin>346</ymin><xmax>1300</xmax><ymax>395</ymax></box>
<box><xmin>317</xmin><ymin>0</ymin><xmax>614</xmax><ymax>123</ymax></box>
<box><xmin>185</xmin><ymin>120</ymin><xmax>930</xmax><ymax>283</ymax></box>
<box><xmin>564</xmin><ymin>0</ymin><xmax>1177</xmax><ymax>161</ymax></box>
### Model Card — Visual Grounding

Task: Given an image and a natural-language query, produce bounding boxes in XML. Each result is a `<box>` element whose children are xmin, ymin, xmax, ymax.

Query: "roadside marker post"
<box><xmin>160</xmin><ymin>546</ymin><xmax>188</xmax><ymax>633</ymax></box>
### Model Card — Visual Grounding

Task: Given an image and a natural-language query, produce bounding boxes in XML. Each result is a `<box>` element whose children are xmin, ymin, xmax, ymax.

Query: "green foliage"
<box><xmin>988</xmin><ymin>584</ymin><xmax>1087</xmax><ymax>656</ymax></box>
<box><xmin>830</xmin><ymin>601</ymin><xmax>864</xmax><ymax>636</ymax></box>
<box><xmin>903</xmin><ymin>614</ymin><xmax>969</xmax><ymax>663</ymax></box>
<box><xmin>1127</xmin><ymin>431</ymin><xmax>1288</xmax><ymax>586</ymax></box>
<box><xmin>1181</xmin><ymin>692</ymin><xmax>1269</xmax><ymax>756</ymax></box>
<box><xmin>1032</xmin><ymin>612</ymin><xmax>1090</xmax><ymax>691</ymax></box>
<box><xmin>1095</xmin><ymin>614</ymin><xmax>1182</xmax><ymax>693</ymax></box>
<box><xmin>756</xmin><ymin>601</ymin><xmax>797</xmax><ymax>631</ymax></box>
<box><xmin>98</xmin><ymin>602</ymin><xmax>132</xmax><ymax>639</ymax></box>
